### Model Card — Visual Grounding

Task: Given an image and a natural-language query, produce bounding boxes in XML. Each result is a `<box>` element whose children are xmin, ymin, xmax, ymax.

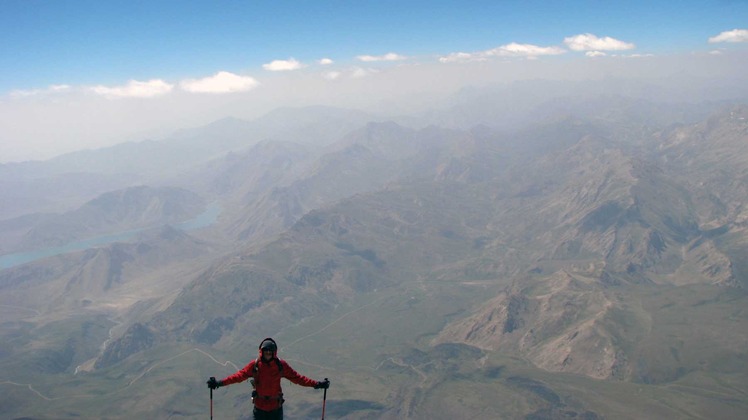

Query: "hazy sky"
<box><xmin>1</xmin><ymin>0</ymin><xmax>747</xmax><ymax>163</ymax></box>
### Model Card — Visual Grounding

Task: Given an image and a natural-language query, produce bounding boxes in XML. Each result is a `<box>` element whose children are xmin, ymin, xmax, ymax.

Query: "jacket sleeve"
<box><xmin>280</xmin><ymin>360</ymin><xmax>318</xmax><ymax>387</ymax></box>
<box><xmin>221</xmin><ymin>360</ymin><xmax>255</xmax><ymax>386</ymax></box>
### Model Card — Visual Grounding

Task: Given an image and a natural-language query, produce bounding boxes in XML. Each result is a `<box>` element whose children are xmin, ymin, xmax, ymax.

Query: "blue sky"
<box><xmin>2</xmin><ymin>0</ymin><xmax>746</xmax><ymax>93</ymax></box>
<box><xmin>0</xmin><ymin>0</ymin><xmax>747</xmax><ymax>162</ymax></box>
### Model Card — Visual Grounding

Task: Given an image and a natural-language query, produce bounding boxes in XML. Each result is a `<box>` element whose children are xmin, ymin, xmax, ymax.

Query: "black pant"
<box><xmin>253</xmin><ymin>406</ymin><xmax>283</xmax><ymax>420</ymax></box>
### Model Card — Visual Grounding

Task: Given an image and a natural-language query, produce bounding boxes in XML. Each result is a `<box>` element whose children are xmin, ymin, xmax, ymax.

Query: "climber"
<box><xmin>207</xmin><ymin>337</ymin><xmax>330</xmax><ymax>419</ymax></box>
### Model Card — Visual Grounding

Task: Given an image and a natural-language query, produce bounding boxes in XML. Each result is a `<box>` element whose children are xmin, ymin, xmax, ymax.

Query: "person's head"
<box><xmin>259</xmin><ymin>338</ymin><xmax>278</xmax><ymax>361</ymax></box>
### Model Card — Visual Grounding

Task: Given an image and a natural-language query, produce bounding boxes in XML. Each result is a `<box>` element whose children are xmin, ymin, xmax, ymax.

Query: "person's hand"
<box><xmin>314</xmin><ymin>379</ymin><xmax>330</xmax><ymax>389</ymax></box>
<box><xmin>207</xmin><ymin>377</ymin><xmax>222</xmax><ymax>389</ymax></box>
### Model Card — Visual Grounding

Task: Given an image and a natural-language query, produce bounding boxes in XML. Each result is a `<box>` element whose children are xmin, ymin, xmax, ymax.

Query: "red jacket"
<box><xmin>221</xmin><ymin>348</ymin><xmax>317</xmax><ymax>411</ymax></box>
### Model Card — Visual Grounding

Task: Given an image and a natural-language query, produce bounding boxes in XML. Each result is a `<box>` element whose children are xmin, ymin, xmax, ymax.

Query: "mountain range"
<box><xmin>1</xmin><ymin>84</ymin><xmax>747</xmax><ymax>419</ymax></box>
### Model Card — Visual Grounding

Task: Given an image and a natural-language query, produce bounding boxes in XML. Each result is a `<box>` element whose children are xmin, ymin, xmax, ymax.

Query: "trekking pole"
<box><xmin>209</xmin><ymin>377</ymin><xmax>215</xmax><ymax>420</ymax></box>
<box><xmin>321</xmin><ymin>378</ymin><xmax>328</xmax><ymax>420</ymax></box>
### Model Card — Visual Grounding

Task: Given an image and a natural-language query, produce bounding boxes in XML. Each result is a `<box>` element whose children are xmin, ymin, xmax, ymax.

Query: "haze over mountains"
<box><xmin>1</xmin><ymin>79</ymin><xmax>747</xmax><ymax>419</ymax></box>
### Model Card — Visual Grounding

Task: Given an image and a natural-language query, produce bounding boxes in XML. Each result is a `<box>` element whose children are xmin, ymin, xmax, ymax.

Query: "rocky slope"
<box><xmin>97</xmin><ymin>107</ymin><xmax>747</xmax><ymax>381</ymax></box>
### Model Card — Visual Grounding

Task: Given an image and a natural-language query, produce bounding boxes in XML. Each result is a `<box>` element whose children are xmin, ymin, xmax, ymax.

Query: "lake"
<box><xmin>0</xmin><ymin>203</ymin><xmax>221</xmax><ymax>271</ymax></box>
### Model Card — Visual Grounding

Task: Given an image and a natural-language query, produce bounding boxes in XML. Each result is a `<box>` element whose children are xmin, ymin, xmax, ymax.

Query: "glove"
<box><xmin>207</xmin><ymin>377</ymin><xmax>223</xmax><ymax>390</ymax></box>
<box><xmin>314</xmin><ymin>379</ymin><xmax>330</xmax><ymax>389</ymax></box>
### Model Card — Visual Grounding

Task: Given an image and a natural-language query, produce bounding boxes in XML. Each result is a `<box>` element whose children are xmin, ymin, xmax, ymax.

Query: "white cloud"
<box><xmin>351</xmin><ymin>67</ymin><xmax>376</xmax><ymax>78</ymax></box>
<box><xmin>318</xmin><ymin>58</ymin><xmax>334</xmax><ymax>65</ymax></box>
<box><xmin>440</xmin><ymin>37</ymin><xmax>636</xmax><ymax>63</ymax></box>
<box><xmin>323</xmin><ymin>71</ymin><xmax>342</xmax><ymax>80</ymax></box>
<box><xmin>263</xmin><ymin>58</ymin><xmax>305</xmax><ymax>71</ymax></box>
<box><xmin>356</xmin><ymin>52</ymin><xmax>406</xmax><ymax>62</ymax></box>
<box><xmin>90</xmin><ymin>79</ymin><xmax>174</xmax><ymax>98</ymax></box>
<box><xmin>488</xmin><ymin>42</ymin><xmax>566</xmax><ymax>57</ymax></box>
<box><xmin>709</xmin><ymin>49</ymin><xmax>724</xmax><ymax>55</ymax></box>
<box><xmin>10</xmin><ymin>84</ymin><xmax>71</xmax><ymax>97</ymax></box>
<box><xmin>439</xmin><ymin>43</ymin><xmax>565</xmax><ymax>63</ymax></box>
<box><xmin>564</xmin><ymin>33</ymin><xmax>635</xmax><ymax>51</ymax></box>
<box><xmin>321</xmin><ymin>67</ymin><xmax>378</xmax><ymax>79</ymax></box>
<box><xmin>708</xmin><ymin>29</ymin><xmax>748</xmax><ymax>43</ymax></box>
<box><xmin>50</xmin><ymin>84</ymin><xmax>71</xmax><ymax>92</ymax></box>
<box><xmin>180</xmin><ymin>71</ymin><xmax>259</xmax><ymax>94</ymax></box>
<box><xmin>438</xmin><ymin>52</ymin><xmax>487</xmax><ymax>63</ymax></box>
